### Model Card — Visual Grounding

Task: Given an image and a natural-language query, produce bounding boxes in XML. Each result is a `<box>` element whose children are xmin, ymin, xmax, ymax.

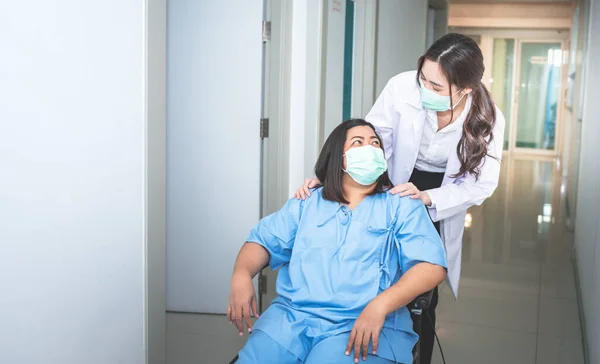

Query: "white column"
<box><xmin>0</xmin><ymin>0</ymin><xmax>166</xmax><ymax>362</ymax></box>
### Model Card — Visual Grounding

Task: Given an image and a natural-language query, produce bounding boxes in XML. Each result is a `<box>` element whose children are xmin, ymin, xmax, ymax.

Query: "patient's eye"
<box><xmin>352</xmin><ymin>139</ymin><xmax>362</xmax><ymax>145</ymax></box>
<box><xmin>371</xmin><ymin>140</ymin><xmax>380</xmax><ymax>146</ymax></box>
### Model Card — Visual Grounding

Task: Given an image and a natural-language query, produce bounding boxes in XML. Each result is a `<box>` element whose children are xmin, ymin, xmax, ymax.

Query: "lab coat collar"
<box><xmin>406</xmin><ymin>84</ymin><xmax>423</xmax><ymax>110</ymax></box>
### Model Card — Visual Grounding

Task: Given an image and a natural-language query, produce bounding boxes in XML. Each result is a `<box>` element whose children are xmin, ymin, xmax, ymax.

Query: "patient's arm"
<box><xmin>374</xmin><ymin>261</ymin><xmax>446</xmax><ymax>313</ymax></box>
<box><xmin>232</xmin><ymin>242</ymin><xmax>270</xmax><ymax>279</ymax></box>
<box><xmin>346</xmin><ymin>263</ymin><xmax>445</xmax><ymax>362</ymax></box>
<box><xmin>228</xmin><ymin>243</ymin><xmax>269</xmax><ymax>336</ymax></box>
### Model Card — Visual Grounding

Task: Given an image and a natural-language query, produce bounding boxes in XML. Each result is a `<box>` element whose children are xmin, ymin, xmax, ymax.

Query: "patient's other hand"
<box><xmin>227</xmin><ymin>272</ymin><xmax>258</xmax><ymax>336</ymax></box>
<box><xmin>346</xmin><ymin>301</ymin><xmax>386</xmax><ymax>362</ymax></box>
<box><xmin>294</xmin><ymin>178</ymin><xmax>321</xmax><ymax>200</ymax></box>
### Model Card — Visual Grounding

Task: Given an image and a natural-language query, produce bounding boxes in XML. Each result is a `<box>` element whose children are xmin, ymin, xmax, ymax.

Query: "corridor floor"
<box><xmin>167</xmin><ymin>154</ymin><xmax>585</xmax><ymax>364</ymax></box>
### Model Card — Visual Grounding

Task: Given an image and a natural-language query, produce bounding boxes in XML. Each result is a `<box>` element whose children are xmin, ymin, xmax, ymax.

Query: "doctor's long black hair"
<box><xmin>416</xmin><ymin>33</ymin><xmax>497</xmax><ymax>180</ymax></box>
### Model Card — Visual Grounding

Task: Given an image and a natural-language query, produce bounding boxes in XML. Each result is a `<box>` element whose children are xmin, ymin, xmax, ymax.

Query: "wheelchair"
<box><xmin>228</xmin><ymin>289</ymin><xmax>435</xmax><ymax>364</ymax></box>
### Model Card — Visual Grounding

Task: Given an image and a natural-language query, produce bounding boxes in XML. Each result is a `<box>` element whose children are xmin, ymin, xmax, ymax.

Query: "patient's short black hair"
<box><xmin>314</xmin><ymin>119</ymin><xmax>392</xmax><ymax>204</ymax></box>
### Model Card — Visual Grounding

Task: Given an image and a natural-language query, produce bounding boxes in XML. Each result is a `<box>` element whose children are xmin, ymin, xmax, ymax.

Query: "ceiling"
<box><xmin>450</xmin><ymin>0</ymin><xmax>573</xmax><ymax>3</ymax></box>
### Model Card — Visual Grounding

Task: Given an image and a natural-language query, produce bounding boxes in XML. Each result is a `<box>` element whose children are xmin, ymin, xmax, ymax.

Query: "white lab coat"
<box><xmin>365</xmin><ymin>70</ymin><xmax>506</xmax><ymax>298</ymax></box>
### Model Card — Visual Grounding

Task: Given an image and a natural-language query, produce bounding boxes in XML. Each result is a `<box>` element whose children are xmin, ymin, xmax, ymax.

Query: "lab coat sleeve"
<box><xmin>365</xmin><ymin>79</ymin><xmax>399</xmax><ymax>165</ymax></box>
<box><xmin>426</xmin><ymin>108</ymin><xmax>506</xmax><ymax>222</ymax></box>
<box><xmin>246</xmin><ymin>198</ymin><xmax>303</xmax><ymax>270</ymax></box>
<box><xmin>395</xmin><ymin>198</ymin><xmax>448</xmax><ymax>273</ymax></box>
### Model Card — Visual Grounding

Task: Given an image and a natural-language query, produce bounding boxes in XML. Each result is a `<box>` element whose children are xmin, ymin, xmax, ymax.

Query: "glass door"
<box><xmin>490</xmin><ymin>38</ymin><xmax>515</xmax><ymax>151</ymax></box>
<box><xmin>512</xmin><ymin>41</ymin><xmax>564</xmax><ymax>153</ymax></box>
<box><xmin>490</xmin><ymin>39</ymin><xmax>564</xmax><ymax>153</ymax></box>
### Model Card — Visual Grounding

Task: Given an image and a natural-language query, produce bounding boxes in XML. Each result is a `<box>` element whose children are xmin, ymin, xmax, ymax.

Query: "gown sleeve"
<box><xmin>246</xmin><ymin>198</ymin><xmax>303</xmax><ymax>270</ymax></box>
<box><xmin>394</xmin><ymin>198</ymin><xmax>448</xmax><ymax>273</ymax></box>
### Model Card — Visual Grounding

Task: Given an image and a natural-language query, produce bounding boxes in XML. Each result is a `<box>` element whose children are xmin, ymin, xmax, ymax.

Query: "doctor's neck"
<box><xmin>342</xmin><ymin>173</ymin><xmax>377</xmax><ymax>210</ymax></box>
<box><xmin>437</xmin><ymin>94</ymin><xmax>468</xmax><ymax>122</ymax></box>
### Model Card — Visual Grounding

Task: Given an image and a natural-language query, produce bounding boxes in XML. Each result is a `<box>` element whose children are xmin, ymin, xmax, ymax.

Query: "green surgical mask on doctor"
<box><xmin>419</xmin><ymin>86</ymin><xmax>466</xmax><ymax>112</ymax></box>
<box><xmin>343</xmin><ymin>145</ymin><xmax>387</xmax><ymax>185</ymax></box>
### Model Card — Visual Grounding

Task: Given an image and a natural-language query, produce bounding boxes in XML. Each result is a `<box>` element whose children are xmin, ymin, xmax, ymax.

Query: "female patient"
<box><xmin>228</xmin><ymin>119</ymin><xmax>447</xmax><ymax>364</ymax></box>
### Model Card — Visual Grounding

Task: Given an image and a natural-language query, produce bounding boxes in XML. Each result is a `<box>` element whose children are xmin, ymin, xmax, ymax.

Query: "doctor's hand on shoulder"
<box><xmin>294</xmin><ymin>178</ymin><xmax>321</xmax><ymax>200</ymax></box>
<box><xmin>389</xmin><ymin>183</ymin><xmax>432</xmax><ymax>206</ymax></box>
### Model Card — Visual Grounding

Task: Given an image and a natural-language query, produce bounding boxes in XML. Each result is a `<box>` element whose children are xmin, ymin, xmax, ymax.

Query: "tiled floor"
<box><xmin>167</xmin><ymin>155</ymin><xmax>585</xmax><ymax>364</ymax></box>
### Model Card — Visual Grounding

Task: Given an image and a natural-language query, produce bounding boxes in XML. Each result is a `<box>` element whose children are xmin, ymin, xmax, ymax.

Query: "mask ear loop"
<box><xmin>451</xmin><ymin>91</ymin><xmax>467</xmax><ymax>110</ymax></box>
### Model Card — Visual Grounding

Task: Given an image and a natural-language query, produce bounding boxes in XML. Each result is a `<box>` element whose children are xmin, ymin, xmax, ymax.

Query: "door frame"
<box><xmin>259</xmin><ymin>0</ymin><xmax>292</xmax><ymax>312</ymax></box>
<box><xmin>259</xmin><ymin>0</ymin><xmax>327</xmax><ymax>312</ymax></box>
<box><xmin>509</xmin><ymin>39</ymin><xmax>567</xmax><ymax>156</ymax></box>
<box><xmin>351</xmin><ymin>0</ymin><xmax>377</xmax><ymax>118</ymax></box>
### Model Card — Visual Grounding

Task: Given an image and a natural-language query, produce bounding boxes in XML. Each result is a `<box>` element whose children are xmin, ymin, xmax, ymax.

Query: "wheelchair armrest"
<box><xmin>408</xmin><ymin>289</ymin><xmax>435</xmax><ymax>312</ymax></box>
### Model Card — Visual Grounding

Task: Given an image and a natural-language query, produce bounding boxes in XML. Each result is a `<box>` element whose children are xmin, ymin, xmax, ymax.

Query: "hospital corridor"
<box><xmin>2</xmin><ymin>0</ymin><xmax>600</xmax><ymax>364</ymax></box>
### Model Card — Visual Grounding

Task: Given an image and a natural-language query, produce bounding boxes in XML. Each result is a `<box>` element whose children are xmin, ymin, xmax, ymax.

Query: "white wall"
<box><xmin>566</xmin><ymin>0</ymin><xmax>592</xmax><ymax>230</ymax></box>
<box><xmin>0</xmin><ymin>1</ymin><xmax>165</xmax><ymax>363</ymax></box>
<box><xmin>375</xmin><ymin>0</ymin><xmax>428</xmax><ymax>96</ymax></box>
<box><xmin>574</xmin><ymin>0</ymin><xmax>600</xmax><ymax>362</ymax></box>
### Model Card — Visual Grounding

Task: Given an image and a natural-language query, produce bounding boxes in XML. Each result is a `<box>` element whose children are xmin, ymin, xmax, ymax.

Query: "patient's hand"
<box><xmin>227</xmin><ymin>272</ymin><xmax>258</xmax><ymax>336</ymax></box>
<box><xmin>293</xmin><ymin>178</ymin><xmax>321</xmax><ymax>200</ymax></box>
<box><xmin>346</xmin><ymin>301</ymin><xmax>386</xmax><ymax>363</ymax></box>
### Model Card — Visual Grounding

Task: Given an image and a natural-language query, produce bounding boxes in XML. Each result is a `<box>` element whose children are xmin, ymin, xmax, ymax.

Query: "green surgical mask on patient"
<box><xmin>343</xmin><ymin>145</ymin><xmax>387</xmax><ymax>185</ymax></box>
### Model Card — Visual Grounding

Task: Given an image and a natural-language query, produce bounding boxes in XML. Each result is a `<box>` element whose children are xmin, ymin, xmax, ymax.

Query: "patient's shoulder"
<box><xmin>280</xmin><ymin>187</ymin><xmax>323</xmax><ymax>214</ymax></box>
<box><xmin>378</xmin><ymin>191</ymin><xmax>423</xmax><ymax>206</ymax></box>
<box><xmin>378</xmin><ymin>192</ymin><xmax>427</xmax><ymax>221</ymax></box>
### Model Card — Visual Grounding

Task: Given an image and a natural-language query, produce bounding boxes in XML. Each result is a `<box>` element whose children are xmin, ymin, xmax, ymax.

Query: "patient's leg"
<box><xmin>304</xmin><ymin>333</ymin><xmax>396</xmax><ymax>364</ymax></box>
<box><xmin>236</xmin><ymin>330</ymin><xmax>301</xmax><ymax>364</ymax></box>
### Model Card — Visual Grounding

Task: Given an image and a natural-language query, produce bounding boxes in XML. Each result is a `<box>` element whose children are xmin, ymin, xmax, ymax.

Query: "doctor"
<box><xmin>295</xmin><ymin>33</ymin><xmax>505</xmax><ymax>364</ymax></box>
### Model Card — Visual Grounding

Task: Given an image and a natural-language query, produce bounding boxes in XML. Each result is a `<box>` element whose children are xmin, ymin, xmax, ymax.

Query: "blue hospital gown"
<box><xmin>246</xmin><ymin>188</ymin><xmax>447</xmax><ymax>364</ymax></box>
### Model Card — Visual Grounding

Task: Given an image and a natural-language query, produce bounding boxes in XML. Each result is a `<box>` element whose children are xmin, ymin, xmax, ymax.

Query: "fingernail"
<box><xmin>239</xmin><ymin>332</ymin><xmax>243</xmax><ymax>336</ymax></box>
<box><xmin>248</xmin><ymin>328</ymin><xmax>252</xmax><ymax>332</ymax></box>
<box><xmin>345</xmin><ymin>352</ymin><xmax>349</xmax><ymax>356</ymax></box>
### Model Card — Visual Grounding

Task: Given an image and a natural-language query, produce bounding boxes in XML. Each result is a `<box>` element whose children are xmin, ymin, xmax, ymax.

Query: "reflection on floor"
<box><xmin>167</xmin><ymin>154</ymin><xmax>585</xmax><ymax>364</ymax></box>
<box><xmin>432</xmin><ymin>155</ymin><xmax>584</xmax><ymax>364</ymax></box>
